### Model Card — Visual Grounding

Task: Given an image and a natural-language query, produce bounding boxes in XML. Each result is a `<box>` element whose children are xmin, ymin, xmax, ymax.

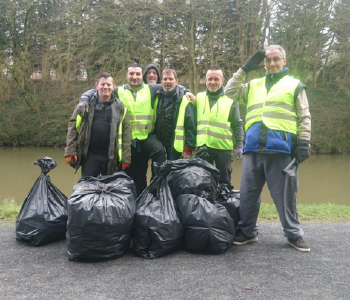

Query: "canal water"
<box><xmin>0</xmin><ymin>147</ymin><xmax>349</xmax><ymax>205</ymax></box>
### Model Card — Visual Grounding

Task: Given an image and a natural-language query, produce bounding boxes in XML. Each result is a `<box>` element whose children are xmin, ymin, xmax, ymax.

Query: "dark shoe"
<box><xmin>233</xmin><ymin>231</ymin><xmax>258</xmax><ymax>245</ymax></box>
<box><xmin>287</xmin><ymin>237</ymin><xmax>310</xmax><ymax>252</ymax></box>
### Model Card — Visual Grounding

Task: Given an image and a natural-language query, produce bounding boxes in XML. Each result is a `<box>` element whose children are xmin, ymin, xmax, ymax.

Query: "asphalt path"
<box><xmin>1</xmin><ymin>221</ymin><xmax>349</xmax><ymax>300</ymax></box>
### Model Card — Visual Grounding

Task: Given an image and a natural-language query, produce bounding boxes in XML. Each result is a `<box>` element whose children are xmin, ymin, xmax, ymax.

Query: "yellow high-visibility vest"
<box><xmin>246</xmin><ymin>76</ymin><xmax>299</xmax><ymax>134</ymax></box>
<box><xmin>116</xmin><ymin>107</ymin><xmax>128</xmax><ymax>161</ymax></box>
<box><xmin>173</xmin><ymin>96</ymin><xmax>190</xmax><ymax>152</ymax></box>
<box><xmin>118</xmin><ymin>85</ymin><xmax>154</xmax><ymax>140</ymax></box>
<box><xmin>196</xmin><ymin>92</ymin><xmax>234</xmax><ymax>150</ymax></box>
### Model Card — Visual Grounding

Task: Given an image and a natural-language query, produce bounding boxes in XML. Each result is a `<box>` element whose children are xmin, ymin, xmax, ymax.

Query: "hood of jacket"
<box><xmin>143</xmin><ymin>64</ymin><xmax>161</xmax><ymax>84</ymax></box>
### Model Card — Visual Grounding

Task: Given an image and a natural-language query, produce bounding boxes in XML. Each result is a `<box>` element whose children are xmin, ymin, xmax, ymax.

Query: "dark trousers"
<box><xmin>200</xmin><ymin>147</ymin><xmax>233</xmax><ymax>186</ymax></box>
<box><xmin>239</xmin><ymin>152</ymin><xmax>304</xmax><ymax>239</ymax></box>
<box><xmin>81</xmin><ymin>151</ymin><xmax>109</xmax><ymax>178</ymax></box>
<box><xmin>125</xmin><ymin>146</ymin><xmax>148</xmax><ymax>197</ymax></box>
<box><xmin>143</xmin><ymin>134</ymin><xmax>167</xmax><ymax>177</ymax></box>
<box><xmin>126</xmin><ymin>134</ymin><xmax>166</xmax><ymax>196</ymax></box>
<box><xmin>165</xmin><ymin>145</ymin><xmax>182</xmax><ymax>161</ymax></box>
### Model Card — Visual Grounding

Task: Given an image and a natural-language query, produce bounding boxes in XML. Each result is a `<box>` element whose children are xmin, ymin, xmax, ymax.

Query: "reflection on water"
<box><xmin>0</xmin><ymin>147</ymin><xmax>81</xmax><ymax>204</ymax></box>
<box><xmin>1</xmin><ymin>147</ymin><xmax>349</xmax><ymax>205</ymax></box>
<box><xmin>231</xmin><ymin>154</ymin><xmax>350</xmax><ymax>205</ymax></box>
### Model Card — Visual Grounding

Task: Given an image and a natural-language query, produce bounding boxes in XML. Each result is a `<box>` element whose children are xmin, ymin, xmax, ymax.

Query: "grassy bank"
<box><xmin>258</xmin><ymin>203</ymin><xmax>350</xmax><ymax>222</ymax></box>
<box><xmin>1</xmin><ymin>202</ymin><xmax>349</xmax><ymax>223</ymax></box>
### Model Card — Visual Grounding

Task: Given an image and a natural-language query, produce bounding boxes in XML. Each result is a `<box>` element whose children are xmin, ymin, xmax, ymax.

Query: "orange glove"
<box><xmin>121</xmin><ymin>163</ymin><xmax>130</xmax><ymax>170</ymax></box>
<box><xmin>183</xmin><ymin>146</ymin><xmax>193</xmax><ymax>157</ymax></box>
<box><xmin>65</xmin><ymin>155</ymin><xmax>77</xmax><ymax>165</ymax></box>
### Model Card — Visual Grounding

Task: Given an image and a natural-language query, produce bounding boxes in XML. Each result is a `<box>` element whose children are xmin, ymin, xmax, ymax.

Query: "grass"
<box><xmin>1</xmin><ymin>202</ymin><xmax>349</xmax><ymax>223</ymax></box>
<box><xmin>0</xmin><ymin>203</ymin><xmax>21</xmax><ymax>222</ymax></box>
<box><xmin>258</xmin><ymin>203</ymin><xmax>350</xmax><ymax>222</ymax></box>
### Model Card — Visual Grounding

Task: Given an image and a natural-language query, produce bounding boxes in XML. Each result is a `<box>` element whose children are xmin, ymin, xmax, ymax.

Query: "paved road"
<box><xmin>1</xmin><ymin>221</ymin><xmax>349</xmax><ymax>300</ymax></box>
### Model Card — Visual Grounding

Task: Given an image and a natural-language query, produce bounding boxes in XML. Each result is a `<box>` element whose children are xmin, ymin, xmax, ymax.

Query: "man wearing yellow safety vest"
<box><xmin>225</xmin><ymin>45</ymin><xmax>312</xmax><ymax>252</ymax></box>
<box><xmin>150</xmin><ymin>69</ymin><xmax>196</xmax><ymax>160</ymax></box>
<box><xmin>195</xmin><ymin>66</ymin><xmax>244</xmax><ymax>186</ymax></box>
<box><xmin>64</xmin><ymin>72</ymin><xmax>131</xmax><ymax>177</ymax></box>
<box><xmin>77</xmin><ymin>63</ymin><xmax>190</xmax><ymax>196</ymax></box>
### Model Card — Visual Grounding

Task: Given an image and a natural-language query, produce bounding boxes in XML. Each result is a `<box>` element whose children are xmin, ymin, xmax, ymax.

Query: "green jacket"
<box><xmin>64</xmin><ymin>93</ymin><xmax>131</xmax><ymax>173</ymax></box>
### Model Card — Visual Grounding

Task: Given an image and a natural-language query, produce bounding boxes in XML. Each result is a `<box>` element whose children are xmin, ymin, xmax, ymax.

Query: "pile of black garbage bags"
<box><xmin>16</xmin><ymin>156</ymin><xmax>240</xmax><ymax>261</ymax></box>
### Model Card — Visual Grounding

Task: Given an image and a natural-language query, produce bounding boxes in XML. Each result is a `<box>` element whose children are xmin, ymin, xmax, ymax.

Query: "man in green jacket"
<box><xmin>196</xmin><ymin>66</ymin><xmax>244</xmax><ymax>187</ymax></box>
<box><xmin>64</xmin><ymin>72</ymin><xmax>131</xmax><ymax>177</ymax></box>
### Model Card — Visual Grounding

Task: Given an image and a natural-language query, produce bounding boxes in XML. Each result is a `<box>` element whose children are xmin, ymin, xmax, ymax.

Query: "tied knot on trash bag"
<box><xmin>194</xmin><ymin>146</ymin><xmax>210</xmax><ymax>159</ymax></box>
<box><xmin>216</xmin><ymin>184</ymin><xmax>240</xmax><ymax>227</ymax></box>
<box><xmin>34</xmin><ymin>156</ymin><xmax>57</xmax><ymax>175</ymax></box>
<box><xmin>66</xmin><ymin>172</ymin><xmax>137</xmax><ymax>261</ymax></box>
<box><xmin>167</xmin><ymin>157</ymin><xmax>220</xmax><ymax>202</ymax></box>
<box><xmin>153</xmin><ymin>160</ymin><xmax>173</xmax><ymax>177</ymax></box>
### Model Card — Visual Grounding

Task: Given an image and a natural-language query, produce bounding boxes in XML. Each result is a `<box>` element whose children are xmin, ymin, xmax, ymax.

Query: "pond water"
<box><xmin>0</xmin><ymin>147</ymin><xmax>349</xmax><ymax>205</ymax></box>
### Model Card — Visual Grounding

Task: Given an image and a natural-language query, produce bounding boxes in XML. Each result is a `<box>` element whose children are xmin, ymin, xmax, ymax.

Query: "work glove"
<box><xmin>293</xmin><ymin>140</ymin><xmax>310</xmax><ymax>163</ymax></box>
<box><xmin>236</xmin><ymin>146</ymin><xmax>243</xmax><ymax>160</ymax></box>
<box><xmin>242</xmin><ymin>50</ymin><xmax>266</xmax><ymax>74</ymax></box>
<box><xmin>120</xmin><ymin>163</ymin><xmax>130</xmax><ymax>170</ymax></box>
<box><xmin>65</xmin><ymin>155</ymin><xmax>77</xmax><ymax>167</ymax></box>
<box><xmin>183</xmin><ymin>146</ymin><xmax>193</xmax><ymax>158</ymax></box>
<box><xmin>76</xmin><ymin>98</ymin><xmax>88</xmax><ymax>117</ymax></box>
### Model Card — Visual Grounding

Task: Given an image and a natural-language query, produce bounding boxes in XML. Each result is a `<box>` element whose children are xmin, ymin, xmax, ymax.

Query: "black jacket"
<box><xmin>152</xmin><ymin>85</ymin><xmax>197</xmax><ymax>156</ymax></box>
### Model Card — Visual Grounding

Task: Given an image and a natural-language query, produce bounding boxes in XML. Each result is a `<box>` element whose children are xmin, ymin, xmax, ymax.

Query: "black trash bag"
<box><xmin>167</xmin><ymin>157</ymin><xmax>220</xmax><ymax>202</ymax></box>
<box><xmin>194</xmin><ymin>145</ymin><xmax>210</xmax><ymax>159</ymax></box>
<box><xmin>282</xmin><ymin>157</ymin><xmax>299</xmax><ymax>176</ymax></box>
<box><xmin>216</xmin><ymin>184</ymin><xmax>240</xmax><ymax>227</ymax></box>
<box><xmin>16</xmin><ymin>157</ymin><xmax>68</xmax><ymax>246</ymax></box>
<box><xmin>133</xmin><ymin>163</ymin><xmax>183</xmax><ymax>258</ymax></box>
<box><xmin>175</xmin><ymin>194</ymin><xmax>235</xmax><ymax>254</ymax></box>
<box><xmin>66</xmin><ymin>172</ymin><xmax>136</xmax><ymax>261</ymax></box>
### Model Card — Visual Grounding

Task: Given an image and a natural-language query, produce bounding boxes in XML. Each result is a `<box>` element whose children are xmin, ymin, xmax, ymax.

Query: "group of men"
<box><xmin>64</xmin><ymin>44</ymin><xmax>311</xmax><ymax>252</ymax></box>
<box><xmin>65</xmin><ymin>63</ymin><xmax>243</xmax><ymax>194</ymax></box>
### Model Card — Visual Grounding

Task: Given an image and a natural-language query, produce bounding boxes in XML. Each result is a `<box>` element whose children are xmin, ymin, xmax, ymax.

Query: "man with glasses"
<box><xmin>225</xmin><ymin>45</ymin><xmax>311</xmax><ymax>252</ymax></box>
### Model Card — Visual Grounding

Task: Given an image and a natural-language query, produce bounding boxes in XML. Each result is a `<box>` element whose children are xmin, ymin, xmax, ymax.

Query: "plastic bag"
<box><xmin>167</xmin><ymin>157</ymin><xmax>220</xmax><ymax>202</ymax></box>
<box><xmin>66</xmin><ymin>172</ymin><xmax>136</xmax><ymax>261</ymax></box>
<box><xmin>282</xmin><ymin>157</ymin><xmax>299</xmax><ymax>176</ymax></box>
<box><xmin>16</xmin><ymin>157</ymin><xmax>68</xmax><ymax>246</ymax></box>
<box><xmin>133</xmin><ymin>163</ymin><xmax>183</xmax><ymax>258</ymax></box>
<box><xmin>175</xmin><ymin>194</ymin><xmax>235</xmax><ymax>254</ymax></box>
<box><xmin>216</xmin><ymin>184</ymin><xmax>240</xmax><ymax>227</ymax></box>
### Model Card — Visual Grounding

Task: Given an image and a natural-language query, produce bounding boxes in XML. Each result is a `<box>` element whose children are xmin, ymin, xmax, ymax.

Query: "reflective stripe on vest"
<box><xmin>76</xmin><ymin>114</ymin><xmax>83</xmax><ymax>132</ymax></box>
<box><xmin>246</xmin><ymin>76</ymin><xmax>299</xmax><ymax>134</ymax></box>
<box><xmin>117</xmin><ymin>107</ymin><xmax>127</xmax><ymax>162</ymax></box>
<box><xmin>196</xmin><ymin>92</ymin><xmax>234</xmax><ymax>150</ymax></box>
<box><xmin>173</xmin><ymin>96</ymin><xmax>190</xmax><ymax>152</ymax></box>
<box><xmin>118</xmin><ymin>85</ymin><xmax>154</xmax><ymax>140</ymax></box>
